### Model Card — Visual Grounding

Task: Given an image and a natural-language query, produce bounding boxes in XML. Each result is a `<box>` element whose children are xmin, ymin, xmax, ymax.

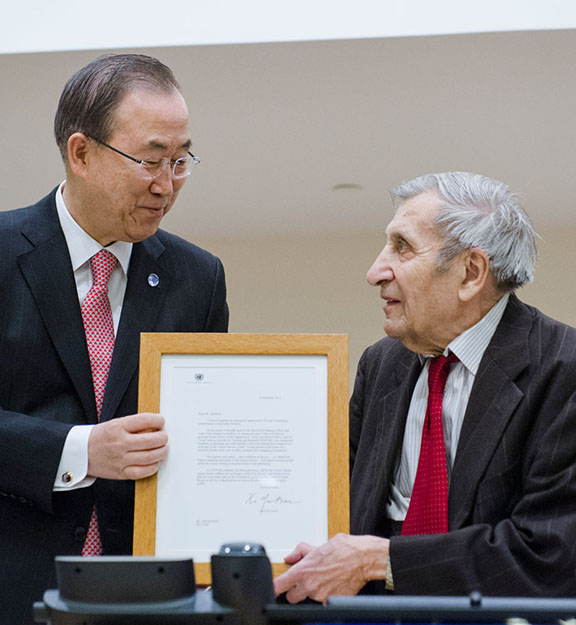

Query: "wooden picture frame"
<box><xmin>133</xmin><ymin>333</ymin><xmax>349</xmax><ymax>585</ymax></box>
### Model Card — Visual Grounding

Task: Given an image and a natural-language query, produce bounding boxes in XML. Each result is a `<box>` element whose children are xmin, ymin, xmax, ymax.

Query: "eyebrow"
<box><xmin>386</xmin><ymin>230</ymin><xmax>414</xmax><ymax>249</ymax></box>
<box><xmin>146</xmin><ymin>138</ymin><xmax>193</xmax><ymax>151</ymax></box>
<box><xmin>394</xmin><ymin>233</ymin><xmax>410</xmax><ymax>245</ymax></box>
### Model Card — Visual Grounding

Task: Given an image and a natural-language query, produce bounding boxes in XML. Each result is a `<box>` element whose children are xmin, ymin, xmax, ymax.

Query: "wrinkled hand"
<box><xmin>87</xmin><ymin>413</ymin><xmax>168</xmax><ymax>480</ymax></box>
<box><xmin>273</xmin><ymin>533</ymin><xmax>390</xmax><ymax>603</ymax></box>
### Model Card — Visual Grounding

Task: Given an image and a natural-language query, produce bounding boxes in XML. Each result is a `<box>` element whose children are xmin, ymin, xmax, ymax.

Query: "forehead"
<box><xmin>109</xmin><ymin>88</ymin><xmax>190</xmax><ymax>144</ymax></box>
<box><xmin>386</xmin><ymin>190</ymin><xmax>442</xmax><ymax>240</ymax></box>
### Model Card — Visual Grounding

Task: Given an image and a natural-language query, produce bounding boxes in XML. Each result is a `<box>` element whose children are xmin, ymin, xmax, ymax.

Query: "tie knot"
<box><xmin>90</xmin><ymin>249</ymin><xmax>117</xmax><ymax>287</ymax></box>
<box><xmin>427</xmin><ymin>352</ymin><xmax>458</xmax><ymax>395</ymax></box>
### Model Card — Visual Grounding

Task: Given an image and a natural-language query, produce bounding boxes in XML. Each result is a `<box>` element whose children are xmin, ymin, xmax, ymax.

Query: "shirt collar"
<box><xmin>446</xmin><ymin>293</ymin><xmax>510</xmax><ymax>375</ymax></box>
<box><xmin>56</xmin><ymin>182</ymin><xmax>132</xmax><ymax>275</ymax></box>
<box><xmin>418</xmin><ymin>293</ymin><xmax>510</xmax><ymax>376</ymax></box>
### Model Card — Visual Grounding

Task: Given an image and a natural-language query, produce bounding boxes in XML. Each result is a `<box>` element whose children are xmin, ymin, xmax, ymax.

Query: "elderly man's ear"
<box><xmin>458</xmin><ymin>248</ymin><xmax>492</xmax><ymax>302</ymax></box>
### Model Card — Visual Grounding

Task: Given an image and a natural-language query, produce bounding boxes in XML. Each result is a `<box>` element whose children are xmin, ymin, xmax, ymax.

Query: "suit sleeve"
<box><xmin>0</xmin><ymin>408</ymin><xmax>74</xmax><ymax>514</ymax></box>
<box><xmin>204</xmin><ymin>256</ymin><xmax>229</xmax><ymax>332</ymax></box>
<box><xmin>349</xmin><ymin>346</ymin><xmax>369</xmax><ymax>474</ymax></box>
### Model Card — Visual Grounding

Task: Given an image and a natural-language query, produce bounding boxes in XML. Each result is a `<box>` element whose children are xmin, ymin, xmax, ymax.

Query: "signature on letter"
<box><xmin>245</xmin><ymin>492</ymin><xmax>302</xmax><ymax>514</ymax></box>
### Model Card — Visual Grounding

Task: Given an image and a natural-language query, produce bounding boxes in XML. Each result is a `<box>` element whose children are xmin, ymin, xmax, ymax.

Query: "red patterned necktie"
<box><xmin>402</xmin><ymin>353</ymin><xmax>458</xmax><ymax>536</ymax></box>
<box><xmin>80</xmin><ymin>248</ymin><xmax>117</xmax><ymax>556</ymax></box>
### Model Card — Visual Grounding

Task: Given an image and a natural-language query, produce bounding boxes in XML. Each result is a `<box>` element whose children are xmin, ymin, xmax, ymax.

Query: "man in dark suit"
<box><xmin>0</xmin><ymin>54</ymin><xmax>228</xmax><ymax>623</ymax></box>
<box><xmin>275</xmin><ymin>172</ymin><xmax>576</xmax><ymax>600</ymax></box>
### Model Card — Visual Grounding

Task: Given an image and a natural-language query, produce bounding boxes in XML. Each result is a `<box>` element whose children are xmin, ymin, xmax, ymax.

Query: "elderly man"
<box><xmin>275</xmin><ymin>172</ymin><xmax>576</xmax><ymax>601</ymax></box>
<box><xmin>0</xmin><ymin>54</ymin><xmax>228</xmax><ymax>623</ymax></box>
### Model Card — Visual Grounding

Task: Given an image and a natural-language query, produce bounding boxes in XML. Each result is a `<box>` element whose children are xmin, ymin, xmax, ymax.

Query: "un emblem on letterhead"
<box><xmin>194</xmin><ymin>373</ymin><xmax>205</xmax><ymax>382</ymax></box>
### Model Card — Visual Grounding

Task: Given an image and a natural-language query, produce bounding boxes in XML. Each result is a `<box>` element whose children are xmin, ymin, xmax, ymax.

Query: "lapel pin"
<box><xmin>148</xmin><ymin>273</ymin><xmax>160</xmax><ymax>288</ymax></box>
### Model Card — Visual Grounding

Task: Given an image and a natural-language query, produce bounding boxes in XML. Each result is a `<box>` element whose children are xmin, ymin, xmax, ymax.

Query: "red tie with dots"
<box><xmin>80</xmin><ymin>248</ymin><xmax>117</xmax><ymax>556</ymax></box>
<box><xmin>402</xmin><ymin>353</ymin><xmax>458</xmax><ymax>536</ymax></box>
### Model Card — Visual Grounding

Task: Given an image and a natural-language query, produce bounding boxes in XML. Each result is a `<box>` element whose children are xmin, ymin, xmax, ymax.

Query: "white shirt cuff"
<box><xmin>54</xmin><ymin>425</ymin><xmax>96</xmax><ymax>490</ymax></box>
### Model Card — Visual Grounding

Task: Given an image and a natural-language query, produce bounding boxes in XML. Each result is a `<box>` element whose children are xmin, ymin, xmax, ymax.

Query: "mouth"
<box><xmin>382</xmin><ymin>297</ymin><xmax>400</xmax><ymax>307</ymax></box>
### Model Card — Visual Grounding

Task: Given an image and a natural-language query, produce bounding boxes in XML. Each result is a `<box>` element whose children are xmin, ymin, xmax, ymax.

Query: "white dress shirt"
<box><xmin>53</xmin><ymin>183</ymin><xmax>132</xmax><ymax>490</ymax></box>
<box><xmin>386</xmin><ymin>293</ymin><xmax>510</xmax><ymax>520</ymax></box>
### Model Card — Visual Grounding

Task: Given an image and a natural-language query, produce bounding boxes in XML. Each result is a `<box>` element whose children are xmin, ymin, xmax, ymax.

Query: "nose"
<box><xmin>149</xmin><ymin>168</ymin><xmax>175</xmax><ymax>196</ymax></box>
<box><xmin>366</xmin><ymin>248</ymin><xmax>394</xmax><ymax>286</ymax></box>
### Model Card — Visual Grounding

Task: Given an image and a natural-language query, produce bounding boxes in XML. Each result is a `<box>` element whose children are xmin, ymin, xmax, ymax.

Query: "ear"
<box><xmin>66</xmin><ymin>133</ymin><xmax>91</xmax><ymax>178</ymax></box>
<box><xmin>458</xmin><ymin>248</ymin><xmax>491</xmax><ymax>302</ymax></box>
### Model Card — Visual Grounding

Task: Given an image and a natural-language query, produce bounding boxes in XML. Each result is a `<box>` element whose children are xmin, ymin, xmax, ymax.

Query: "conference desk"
<box><xmin>33</xmin><ymin>555</ymin><xmax>576</xmax><ymax>625</ymax></box>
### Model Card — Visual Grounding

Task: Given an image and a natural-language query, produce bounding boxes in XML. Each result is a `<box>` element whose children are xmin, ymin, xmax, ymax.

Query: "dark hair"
<box><xmin>54</xmin><ymin>53</ymin><xmax>181</xmax><ymax>160</ymax></box>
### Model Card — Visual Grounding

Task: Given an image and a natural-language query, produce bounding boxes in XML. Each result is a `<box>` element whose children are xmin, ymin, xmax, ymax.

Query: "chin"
<box><xmin>383</xmin><ymin>323</ymin><xmax>401</xmax><ymax>339</ymax></box>
<box><xmin>135</xmin><ymin>230</ymin><xmax>160</xmax><ymax>242</ymax></box>
<box><xmin>131</xmin><ymin>222</ymin><xmax>164</xmax><ymax>242</ymax></box>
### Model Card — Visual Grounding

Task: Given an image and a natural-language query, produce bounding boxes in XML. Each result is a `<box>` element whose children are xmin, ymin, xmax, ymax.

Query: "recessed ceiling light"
<box><xmin>332</xmin><ymin>183</ymin><xmax>363</xmax><ymax>191</ymax></box>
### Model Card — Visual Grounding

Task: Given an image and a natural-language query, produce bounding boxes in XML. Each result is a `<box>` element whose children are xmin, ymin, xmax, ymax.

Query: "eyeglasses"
<box><xmin>89</xmin><ymin>136</ymin><xmax>200</xmax><ymax>180</ymax></box>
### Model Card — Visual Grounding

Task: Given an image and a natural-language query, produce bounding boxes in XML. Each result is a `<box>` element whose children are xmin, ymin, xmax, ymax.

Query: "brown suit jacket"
<box><xmin>350</xmin><ymin>295</ymin><xmax>576</xmax><ymax>596</ymax></box>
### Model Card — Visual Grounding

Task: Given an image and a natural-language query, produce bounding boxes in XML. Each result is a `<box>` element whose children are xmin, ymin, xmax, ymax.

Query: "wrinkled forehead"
<box><xmin>386</xmin><ymin>190</ymin><xmax>442</xmax><ymax>236</ymax></box>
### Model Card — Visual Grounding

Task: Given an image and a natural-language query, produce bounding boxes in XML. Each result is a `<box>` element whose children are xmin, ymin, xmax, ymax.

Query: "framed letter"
<box><xmin>133</xmin><ymin>333</ymin><xmax>349</xmax><ymax>585</ymax></box>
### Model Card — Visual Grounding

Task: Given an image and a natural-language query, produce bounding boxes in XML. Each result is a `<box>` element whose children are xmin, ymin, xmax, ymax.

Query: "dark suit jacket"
<box><xmin>0</xmin><ymin>189</ymin><xmax>229</xmax><ymax>623</ymax></box>
<box><xmin>350</xmin><ymin>295</ymin><xmax>576</xmax><ymax>597</ymax></box>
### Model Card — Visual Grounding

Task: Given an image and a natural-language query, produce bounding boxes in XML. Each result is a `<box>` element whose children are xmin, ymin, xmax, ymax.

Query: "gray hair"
<box><xmin>392</xmin><ymin>172</ymin><xmax>538</xmax><ymax>292</ymax></box>
<box><xmin>54</xmin><ymin>54</ymin><xmax>181</xmax><ymax>161</ymax></box>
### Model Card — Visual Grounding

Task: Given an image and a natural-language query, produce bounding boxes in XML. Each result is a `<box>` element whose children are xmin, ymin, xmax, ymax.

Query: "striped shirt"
<box><xmin>385</xmin><ymin>294</ymin><xmax>510</xmax><ymax>521</ymax></box>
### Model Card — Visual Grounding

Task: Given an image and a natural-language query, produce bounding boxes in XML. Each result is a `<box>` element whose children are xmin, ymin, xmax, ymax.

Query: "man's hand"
<box><xmin>87</xmin><ymin>413</ymin><xmax>168</xmax><ymax>480</ymax></box>
<box><xmin>273</xmin><ymin>533</ymin><xmax>390</xmax><ymax>603</ymax></box>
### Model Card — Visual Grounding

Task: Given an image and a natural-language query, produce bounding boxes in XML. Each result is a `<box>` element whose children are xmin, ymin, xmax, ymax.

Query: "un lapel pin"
<box><xmin>147</xmin><ymin>273</ymin><xmax>160</xmax><ymax>288</ymax></box>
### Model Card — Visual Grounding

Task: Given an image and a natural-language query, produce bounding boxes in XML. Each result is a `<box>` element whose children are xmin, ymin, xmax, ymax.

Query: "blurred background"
<box><xmin>3</xmin><ymin>1</ymin><xmax>576</xmax><ymax>388</ymax></box>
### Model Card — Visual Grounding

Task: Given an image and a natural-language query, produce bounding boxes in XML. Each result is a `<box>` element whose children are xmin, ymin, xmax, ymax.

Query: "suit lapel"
<box><xmin>384</xmin><ymin>352</ymin><xmax>423</xmax><ymax>483</ymax></box>
<box><xmin>100</xmin><ymin>235</ymin><xmax>171</xmax><ymax>420</ymax></box>
<box><xmin>361</xmin><ymin>350</ymin><xmax>422</xmax><ymax>532</ymax></box>
<box><xmin>449</xmin><ymin>296</ymin><xmax>531</xmax><ymax>528</ymax></box>
<box><xmin>17</xmin><ymin>195</ymin><xmax>97</xmax><ymax>422</ymax></box>
<box><xmin>17</xmin><ymin>195</ymin><xmax>174</xmax><ymax>423</ymax></box>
